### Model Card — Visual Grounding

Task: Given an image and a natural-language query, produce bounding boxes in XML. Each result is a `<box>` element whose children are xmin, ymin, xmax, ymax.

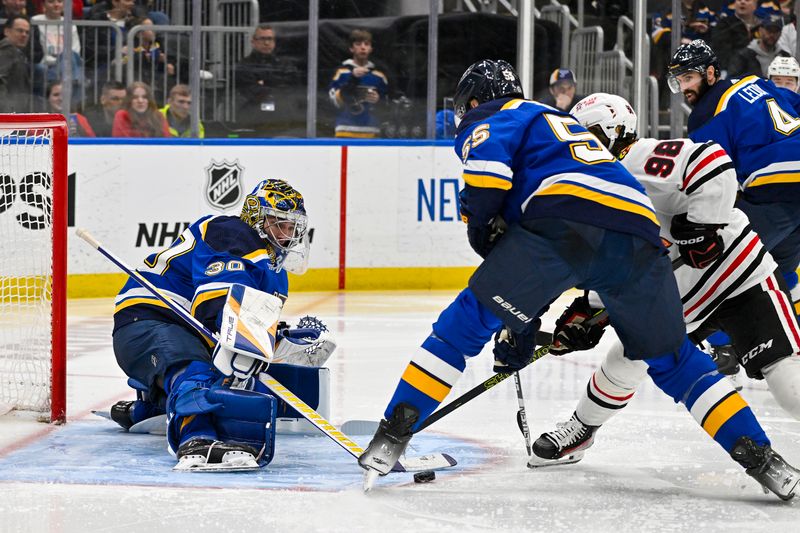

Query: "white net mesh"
<box><xmin>0</xmin><ymin>128</ymin><xmax>55</xmax><ymax>414</ymax></box>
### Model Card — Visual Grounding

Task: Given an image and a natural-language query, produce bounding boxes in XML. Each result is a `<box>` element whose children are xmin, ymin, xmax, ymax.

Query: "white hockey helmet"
<box><xmin>768</xmin><ymin>56</ymin><xmax>800</xmax><ymax>91</ymax></box>
<box><xmin>569</xmin><ymin>93</ymin><xmax>638</xmax><ymax>153</ymax></box>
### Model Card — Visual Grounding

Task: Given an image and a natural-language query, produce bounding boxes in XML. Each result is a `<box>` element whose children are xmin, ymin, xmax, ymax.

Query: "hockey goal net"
<box><xmin>0</xmin><ymin>114</ymin><xmax>67</xmax><ymax>423</ymax></box>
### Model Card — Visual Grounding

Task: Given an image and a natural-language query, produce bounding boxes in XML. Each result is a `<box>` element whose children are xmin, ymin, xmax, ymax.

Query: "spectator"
<box><xmin>121</xmin><ymin>16</ymin><xmax>175</xmax><ymax>97</ymax></box>
<box><xmin>328</xmin><ymin>29</ymin><xmax>388</xmax><ymax>138</ymax></box>
<box><xmin>84</xmin><ymin>80</ymin><xmax>126</xmax><ymax>136</ymax></box>
<box><xmin>729</xmin><ymin>13</ymin><xmax>784</xmax><ymax>77</ymax></box>
<box><xmin>160</xmin><ymin>84</ymin><xmax>204</xmax><ymax>138</ymax></box>
<box><xmin>30</xmin><ymin>0</ymin><xmax>84</xmax><ymax>19</ymax></box>
<box><xmin>712</xmin><ymin>0</ymin><xmax>760</xmax><ymax>74</ymax></box>
<box><xmin>44</xmin><ymin>81</ymin><xmax>96</xmax><ymax>136</ymax></box>
<box><xmin>86</xmin><ymin>0</ymin><xmax>168</xmax><ymax>25</ymax></box>
<box><xmin>768</xmin><ymin>54</ymin><xmax>800</xmax><ymax>91</ymax></box>
<box><xmin>1</xmin><ymin>0</ymin><xmax>43</xmax><ymax>63</ymax></box>
<box><xmin>0</xmin><ymin>15</ymin><xmax>33</xmax><ymax>112</ymax></box>
<box><xmin>112</xmin><ymin>81</ymin><xmax>170</xmax><ymax>137</ymax></box>
<box><xmin>234</xmin><ymin>24</ymin><xmax>302</xmax><ymax>135</ymax></box>
<box><xmin>31</xmin><ymin>0</ymin><xmax>82</xmax><ymax>96</ymax></box>
<box><xmin>538</xmin><ymin>69</ymin><xmax>585</xmax><ymax>111</ymax></box>
<box><xmin>84</xmin><ymin>0</ymin><xmax>145</xmax><ymax>75</ymax></box>
<box><xmin>651</xmin><ymin>1</ymin><xmax>717</xmax><ymax>47</ymax></box>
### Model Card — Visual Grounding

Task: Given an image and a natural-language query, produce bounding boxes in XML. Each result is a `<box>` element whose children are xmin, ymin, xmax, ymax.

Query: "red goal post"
<box><xmin>0</xmin><ymin>114</ymin><xmax>67</xmax><ymax>423</ymax></box>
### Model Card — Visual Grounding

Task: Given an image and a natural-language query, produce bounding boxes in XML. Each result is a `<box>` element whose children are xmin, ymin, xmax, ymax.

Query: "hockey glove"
<box><xmin>460</xmin><ymin>188</ymin><xmax>508</xmax><ymax>259</ymax></box>
<box><xmin>550</xmin><ymin>295</ymin><xmax>609</xmax><ymax>356</ymax></box>
<box><xmin>670</xmin><ymin>213</ymin><xmax>725</xmax><ymax>269</ymax></box>
<box><xmin>493</xmin><ymin>323</ymin><xmax>541</xmax><ymax>373</ymax></box>
<box><xmin>465</xmin><ymin>217</ymin><xmax>507</xmax><ymax>259</ymax></box>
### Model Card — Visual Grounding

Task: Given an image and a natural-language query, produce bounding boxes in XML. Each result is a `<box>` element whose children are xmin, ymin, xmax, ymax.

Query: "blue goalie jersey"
<box><xmin>455</xmin><ymin>97</ymin><xmax>661</xmax><ymax>247</ymax></box>
<box><xmin>688</xmin><ymin>75</ymin><xmax>800</xmax><ymax>203</ymax></box>
<box><xmin>113</xmin><ymin>215</ymin><xmax>288</xmax><ymax>340</ymax></box>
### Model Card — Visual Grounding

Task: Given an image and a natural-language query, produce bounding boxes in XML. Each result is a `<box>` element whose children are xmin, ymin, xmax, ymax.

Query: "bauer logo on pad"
<box><xmin>204</xmin><ymin>160</ymin><xmax>244</xmax><ymax>211</ymax></box>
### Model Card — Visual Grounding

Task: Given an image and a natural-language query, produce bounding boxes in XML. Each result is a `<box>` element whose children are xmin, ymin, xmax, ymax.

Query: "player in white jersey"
<box><xmin>528</xmin><ymin>93</ymin><xmax>800</xmax><ymax>467</ymax></box>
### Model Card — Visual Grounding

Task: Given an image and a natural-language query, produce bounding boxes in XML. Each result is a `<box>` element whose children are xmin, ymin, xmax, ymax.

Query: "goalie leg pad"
<box><xmin>254</xmin><ymin>364</ymin><xmax>330</xmax><ymax>434</ymax></box>
<box><xmin>206</xmin><ymin>386</ymin><xmax>278</xmax><ymax>464</ymax></box>
<box><xmin>167</xmin><ymin>363</ymin><xmax>278</xmax><ymax>464</ymax></box>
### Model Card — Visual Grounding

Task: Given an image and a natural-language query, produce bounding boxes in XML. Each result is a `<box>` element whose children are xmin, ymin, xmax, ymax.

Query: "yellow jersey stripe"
<box><xmin>715</xmin><ymin>76</ymin><xmax>759</xmax><ymax>115</ymax></box>
<box><xmin>190</xmin><ymin>288</ymin><xmax>228</xmax><ymax>315</ymax></box>
<box><xmin>501</xmin><ymin>98</ymin><xmax>526</xmax><ymax>111</ymax></box>
<box><xmin>199</xmin><ymin>217</ymin><xmax>213</xmax><ymax>240</ymax></box>
<box><xmin>400</xmin><ymin>364</ymin><xmax>451</xmax><ymax>403</ymax></box>
<box><xmin>747</xmin><ymin>172</ymin><xmax>800</xmax><ymax>188</ymax></box>
<box><xmin>242</xmin><ymin>248</ymin><xmax>269</xmax><ymax>262</ymax></box>
<box><xmin>462</xmin><ymin>172</ymin><xmax>513</xmax><ymax>190</ymax></box>
<box><xmin>114</xmin><ymin>296</ymin><xmax>170</xmax><ymax>313</ymax></box>
<box><xmin>534</xmin><ymin>182</ymin><xmax>659</xmax><ymax>225</ymax></box>
<box><xmin>702</xmin><ymin>393</ymin><xmax>748</xmax><ymax>438</ymax></box>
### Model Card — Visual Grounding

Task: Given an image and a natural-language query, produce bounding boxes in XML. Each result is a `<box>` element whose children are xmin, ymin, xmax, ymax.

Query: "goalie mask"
<box><xmin>240</xmin><ymin>179</ymin><xmax>309</xmax><ymax>273</ymax></box>
<box><xmin>570</xmin><ymin>93</ymin><xmax>638</xmax><ymax>156</ymax></box>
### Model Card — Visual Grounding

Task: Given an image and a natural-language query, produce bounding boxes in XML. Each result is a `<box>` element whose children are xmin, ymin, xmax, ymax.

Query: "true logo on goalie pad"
<box><xmin>204</xmin><ymin>160</ymin><xmax>244</xmax><ymax>211</ymax></box>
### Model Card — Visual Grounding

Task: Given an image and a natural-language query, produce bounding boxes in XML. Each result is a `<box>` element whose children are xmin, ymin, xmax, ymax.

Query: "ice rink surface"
<box><xmin>0</xmin><ymin>290</ymin><xmax>798</xmax><ymax>533</ymax></box>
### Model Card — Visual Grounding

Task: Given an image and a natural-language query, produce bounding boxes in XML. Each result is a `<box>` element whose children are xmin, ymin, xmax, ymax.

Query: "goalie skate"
<box><xmin>528</xmin><ymin>413</ymin><xmax>597</xmax><ymax>469</ymax></box>
<box><xmin>173</xmin><ymin>438</ymin><xmax>261</xmax><ymax>472</ymax></box>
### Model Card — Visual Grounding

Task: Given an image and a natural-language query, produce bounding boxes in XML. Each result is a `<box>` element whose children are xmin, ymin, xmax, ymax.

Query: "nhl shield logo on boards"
<box><xmin>204</xmin><ymin>160</ymin><xmax>244</xmax><ymax>211</ymax></box>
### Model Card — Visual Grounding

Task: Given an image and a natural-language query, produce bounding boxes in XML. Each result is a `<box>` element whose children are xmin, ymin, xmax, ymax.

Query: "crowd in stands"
<box><xmin>2</xmin><ymin>1</ymin><xmax>799</xmax><ymax>138</ymax></box>
<box><xmin>650</xmin><ymin>0</ymin><xmax>800</xmax><ymax>105</ymax></box>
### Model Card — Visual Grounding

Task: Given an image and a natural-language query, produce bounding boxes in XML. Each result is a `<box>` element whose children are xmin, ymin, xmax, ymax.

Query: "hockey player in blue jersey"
<box><xmin>668</xmin><ymin>40</ymin><xmax>800</xmax><ymax>364</ymax></box>
<box><xmin>358</xmin><ymin>60</ymin><xmax>800</xmax><ymax>499</ymax></box>
<box><xmin>110</xmin><ymin>179</ymin><xmax>320</xmax><ymax>470</ymax></box>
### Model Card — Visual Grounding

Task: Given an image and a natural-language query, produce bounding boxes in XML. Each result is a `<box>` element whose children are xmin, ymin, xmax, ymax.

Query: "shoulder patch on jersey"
<box><xmin>715</xmin><ymin>76</ymin><xmax>760</xmax><ymax>116</ymax></box>
<box><xmin>204</xmin><ymin>216</ymin><xmax>268</xmax><ymax>259</ymax></box>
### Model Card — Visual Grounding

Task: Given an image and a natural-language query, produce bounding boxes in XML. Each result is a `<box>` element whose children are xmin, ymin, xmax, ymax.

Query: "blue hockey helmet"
<box><xmin>453</xmin><ymin>60</ymin><xmax>524</xmax><ymax>125</ymax></box>
<box><xmin>240</xmin><ymin>179</ymin><xmax>308</xmax><ymax>271</ymax></box>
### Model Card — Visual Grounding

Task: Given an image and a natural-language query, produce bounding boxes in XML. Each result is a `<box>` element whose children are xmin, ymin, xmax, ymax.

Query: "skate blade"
<box><xmin>129</xmin><ymin>414</ymin><xmax>167</xmax><ymax>435</ymax></box>
<box><xmin>173</xmin><ymin>454</ymin><xmax>260</xmax><ymax>473</ymax></box>
<box><xmin>527</xmin><ymin>450</ymin><xmax>585</xmax><ymax>469</ymax></box>
<box><xmin>363</xmin><ymin>468</ymin><xmax>380</xmax><ymax>492</ymax></box>
<box><xmin>91</xmin><ymin>410</ymin><xmax>112</xmax><ymax>420</ymax></box>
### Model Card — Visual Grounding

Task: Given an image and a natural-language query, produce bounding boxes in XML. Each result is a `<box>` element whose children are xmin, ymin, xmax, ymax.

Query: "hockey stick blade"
<box><xmin>391</xmin><ymin>453</ymin><xmax>457</xmax><ymax>473</ymax></box>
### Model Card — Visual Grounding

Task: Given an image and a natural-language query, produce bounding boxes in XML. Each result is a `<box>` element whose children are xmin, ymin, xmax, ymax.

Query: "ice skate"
<box><xmin>528</xmin><ymin>413</ymin><xmax>598</xmax><ymax>468</ymax></box>
<box><xmin>358</xmin><ymin>403</ymin><xmax>419</xmax><ymax>491</ymax></box>
<box><xmin>731</xmin><ymin>437</ymin><xmax>800</xmax><ymax>500</ymax></box>
<box><xmin>173</xmin><ymin>438</ymin><xmax>261</xmax><ymax>472</ymax></box>
<box><xmin>110</xmin><ymin>400</ymin><xmax>165</xmax><ymax>431</ymax></box>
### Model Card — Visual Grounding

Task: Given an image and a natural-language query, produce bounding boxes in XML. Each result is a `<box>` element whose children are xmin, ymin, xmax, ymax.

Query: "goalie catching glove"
<box><xmin>493</xmin><ymin>320</ymin><xmax>541</xmax><ymax>372</ymax></box>
<box><xmin>550</xmin><ymin>293</ymin><xmax>609</xmax><ymax>355</ymax></box>
<box><xmin>273</xmin><ymin>316</ymin><xmax>337</xmax><ymax>367</ymax></box>
<box><xmin>669</xmin><ymin>213</ymin><xmax>725</xmax><ymax>269</ymax></box>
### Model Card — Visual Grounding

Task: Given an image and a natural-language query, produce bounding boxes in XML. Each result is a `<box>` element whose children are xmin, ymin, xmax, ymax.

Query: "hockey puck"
<box><xmin>413</xmin><ymin>470</ymin><xmax>436</xmax><ymax>483</ymax></box>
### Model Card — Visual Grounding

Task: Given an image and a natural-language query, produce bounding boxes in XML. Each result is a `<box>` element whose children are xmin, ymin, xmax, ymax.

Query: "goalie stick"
<box><xmin>76</xmin><ymin>228</ymin><xmax>456</xmax><ymax>474</ymax></box>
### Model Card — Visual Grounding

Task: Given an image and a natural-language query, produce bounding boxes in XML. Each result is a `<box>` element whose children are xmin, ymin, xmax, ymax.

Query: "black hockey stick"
<box><xmin>414</xmin><ymin>311</ymin><xmax>607</xmax><ymax>434</ymax></box>
<box><xmin>513</xmin><ymin>371</ymin><xmax>532</xmax><ymax>455</ymax></box>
